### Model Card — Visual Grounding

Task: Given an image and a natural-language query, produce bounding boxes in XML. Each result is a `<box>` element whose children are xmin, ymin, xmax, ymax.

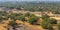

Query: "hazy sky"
<box><xmin>0</xmin><ymin>0</ymin><xmax>58</xmax><ymax>1</ymax></box>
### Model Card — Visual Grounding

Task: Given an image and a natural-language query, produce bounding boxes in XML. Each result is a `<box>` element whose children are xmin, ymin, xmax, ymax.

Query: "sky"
<box><xmin>0</xmin><ymin>0</ymin><xmax>59</xmax><ymax>1</ymax></box>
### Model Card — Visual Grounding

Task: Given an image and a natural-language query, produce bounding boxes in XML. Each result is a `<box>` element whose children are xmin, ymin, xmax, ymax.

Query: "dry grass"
<box><xmin>0</xmin><ymin>20</ymin><xmax>44</xmax><ymax>30</ymax></box>
<box><xmin>16</xmin><ymin>20</ymin><xmax>44</xmax><ymax>30</ymax></box>
<box><xmin>0</xmin><ymin>11</ymin><xmax>59</xmax><ymax>30</ymax></box>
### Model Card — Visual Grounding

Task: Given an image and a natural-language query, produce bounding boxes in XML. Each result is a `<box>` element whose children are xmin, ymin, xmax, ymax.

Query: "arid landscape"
<box><xmin>0</xmin><ymin>0</ymin><xmax>60</xmax><ymax>30</ymax></box>
<box><xmin>0</xmin><ymin>9</ymin><xmax>59</xmax><ymax>30</ymax></box>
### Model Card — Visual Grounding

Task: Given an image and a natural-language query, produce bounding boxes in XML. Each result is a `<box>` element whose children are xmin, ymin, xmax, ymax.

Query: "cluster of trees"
<box><xmin>0</xmin><ymin>11</ymin><xmax>8</xmax><ymax>21</ymax></box>
<box><xmin>8</xmin><ymin>12</ymin><xmax>60</xmax><ymax>30</ymax></box>
<box><xmin>41</xmin><ymin>15</ymin><xmax>60</xmax><ymax>30</ymax></box>
<box><xmin>41</xmin><ymin>14</ymin><xmax>57</xmax><ymax>30</ymax></box>
<box><xmin>0</xmin><ymin>2</ymin><xmax>60</xmax><ymax>14</ymax></box>
<box><xmin>7</xmin><ymin>12</ymin><xmax>40</xmax><ymax>30</ymax></box>
<box><xmin>0</xmin><ymin>11</ymin><xmax>60</xmax><ymax>30</ymax></box>
<box><xmin>0</xmin><ymin>11</ymin><xmax>39</xmax><ymax>27</ymax></box>
<box><xmin>24</xmin><ymin>12</ymin><xmax>40</xmax><ymax>25</ymax></box>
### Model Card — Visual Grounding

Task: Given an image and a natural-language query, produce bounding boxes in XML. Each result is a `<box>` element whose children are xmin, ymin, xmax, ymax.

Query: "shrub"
<box><xmin>29</xmin><ymin>16</ymin><xmax>39</xmax><ymax>25</ymax></box>
<box><xmin>0</xmin><ymin>11</ymin><xmax>8</xmax><ymax>16</ymax></box>
<box><xmin>19</xmin><ymin>16</ymin><xmax>26</xmax><ymax>22</ymax></box>
<box><xmin>42</xmin><ymin>14</ymin><xmax>50</xmax><ymax>19</ymax></box>
<box><xmin>41</xmin><ymin>21</ymin><xmax>49</xmax><ymax>29</ymax></box>
<box><xmin>50</xmin><ymin>18</ymin><xmax>57</xmax><ymax>24</ymax></box>
<box><xmin>9</xmin><ymin>13</ymin><xmax>22</xmax><ymax>21</ymax></box>
<box><xmin>41</xmin><ymin>18</ymin><xmax>51</xmax><ymax>29</ymax></box>
<box><xmin>8</xmin><ymin>21</ymin><xmax>18</xmax><ymax>27</ymax></box>
<box><xmin>0</xmin><ymin>16</ymin><xmax>3</xmax><ymax>21</ymax></box>
<box><xmin>24</xmin><ymin>12</ymin><xmax>30</xmax><ymax>17</ymax></box>
<box><xmin>48</xmin><ymin>24</ymin><xmax>53</xmax><ymax>30</ymax></box>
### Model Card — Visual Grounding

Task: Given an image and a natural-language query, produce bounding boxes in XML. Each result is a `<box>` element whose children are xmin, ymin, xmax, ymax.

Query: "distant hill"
<box><xmin>0</xmin><ymin>1</ymin><xmax>60</xmax><ymax>13</ymax></box>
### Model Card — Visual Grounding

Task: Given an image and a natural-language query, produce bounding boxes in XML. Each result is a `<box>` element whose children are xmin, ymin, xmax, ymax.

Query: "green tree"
<box><xmin>29</xmin><ymin>14</ymin><xmax>36</xmax><ymax>17</ymax></box>
<box><xmin>50</xmin><ymin>18</ymin><xmax>57</xmax><ymax>24</ymax></box>
<box><xmin>29</xmin><ymin>16</ymin><xmax>39</xmax><ymax>25</ymax></box>
<box><xmin>9</xmin><ymin>13</ymin><xmax>22</xmax><ymax>21</ymax></box>
<box><xmin>29</xmin><ymin>8</ymin><xmax>35</xmax><ymax>12</ymax></box>
<box><xmin>0</xmin><ymin>11</ymin><xmax>8</xmax><ymax>16</ymax></box>
<box><xmin>38</xmin><ymin>8</ymin><xmax>44</xmax><ymax>12</ymax></box>
<box><xmin>42</xmin><ymin>14</ymin><xmax>50</xmax><ymax>19</ymax></box>
<box><xmin>48</xmin><ymin>24</ymin><xmax>53</xmax><ymax>30</ymax></box>
<box><xmin>8</xmin><ymin>21</ymin><xmax>18</xmax><ymax>27</ymax></box>
<box><xmin>41</xmin><ymin>18</ymin><xmax>51</xmax><ymax>29</ymax></box>
<box><xmin>54</xmin><ymin>11</ymin><xmax>60</xmax><ymax>14</ymax></box>
<box><xmin>0</xmin><ymin>16</ymin><xmax>3</xmax><ymax>21</ymax></box>
<box><xmin>19</xmin><ymin>16</ymin><xmax>26</xmax><ymax>22</ymax></box>
<box><xmin>41</xmin><ymin>20</ymin><xmax>49</xmax><ymax>29</ymax></box>
<box><xmin>24</xmin><ymin>12</ymin><xmax>31</xmax><ymax>17</ymax></box>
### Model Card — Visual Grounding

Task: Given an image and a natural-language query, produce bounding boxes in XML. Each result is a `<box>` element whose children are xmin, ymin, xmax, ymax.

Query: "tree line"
<box><xmin>0</xmin><ymin>2</ymin><xmax>60</xmax><ymax>14</ymax></box>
